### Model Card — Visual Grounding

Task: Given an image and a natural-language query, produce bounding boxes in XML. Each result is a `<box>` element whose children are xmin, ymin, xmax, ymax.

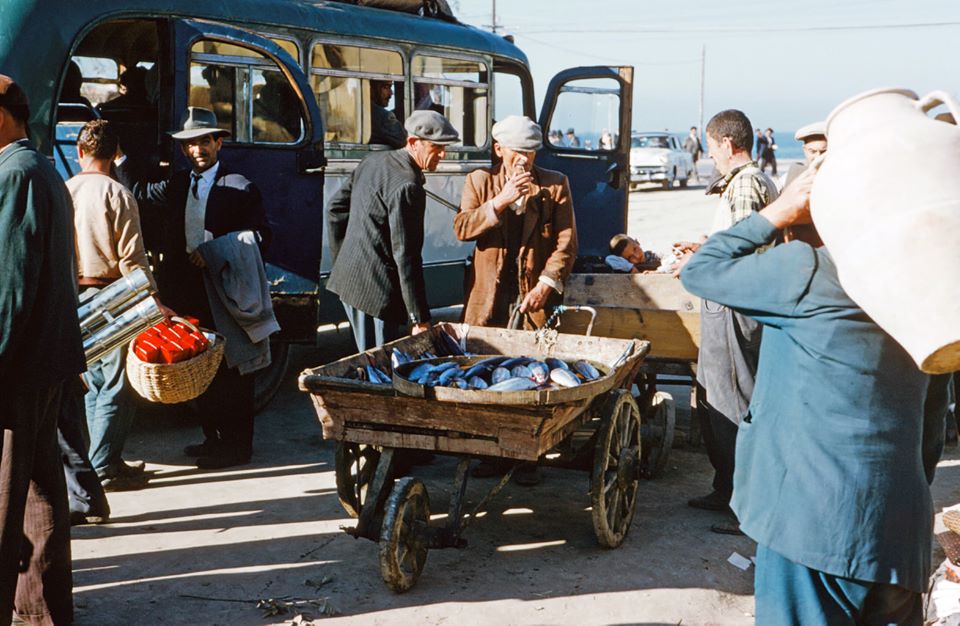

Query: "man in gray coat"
<box><xmin>326</xmin><ymin>110</ymin><xmax>459</xmax><ymax>350</ymax></box>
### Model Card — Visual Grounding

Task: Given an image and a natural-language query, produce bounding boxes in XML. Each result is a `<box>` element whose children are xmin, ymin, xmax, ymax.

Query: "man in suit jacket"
<box><xmin>118</xmin><ymin>107</ymin><xmax>270</xmax><ymax>469</ymax></box>
<box><xmin>454</xmin><ymin>115</ymin><xmax>578</xmax><ymax>329</ymax></box>
<box><xmin>0</xmin><ymin>74</ymin><xmax>81</xmax><ymax>626</ymax></box>
<box><xmin>681</xmin><ymin>169</ymin><xmax>932</xmax><ymax>624</ymax></box>
<box><xmin>326</xmin><ymin>110</ymin><xmax>459</xmax><ymax>351</ymax></box>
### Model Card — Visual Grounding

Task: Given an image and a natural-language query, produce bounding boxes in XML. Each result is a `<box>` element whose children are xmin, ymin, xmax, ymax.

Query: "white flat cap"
<box><xmin>492</xmin><ymin>115</ymin><xmax>543</xmax><ymax>151</ymax></box>
<box><xmin>795</xmin><ymin>121</ymin><xmax>827</xmax><ymax>142</ymax></box>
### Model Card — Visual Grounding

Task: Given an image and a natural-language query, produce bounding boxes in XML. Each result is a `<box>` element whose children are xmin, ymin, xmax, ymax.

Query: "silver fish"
<box><xmin>545</xmin><ymin>357</ymin><xmax>570</xmax><ymax>371</ymax></box>
<box><xmin>491</xmin><ymin>367</ymin><xmax>511</xmax><ymax>384</ymax></box>
<box><xmin>528</xmin><ymin>361</ymin><xmax>549</xmax><ymax>384</ymax></box>
<box><xmin>487</xmin><ymin>377</ymin><xmax>539</xmax><ymax>392</ymax></box>
<box><xmin>550</xmin><ymin>368</ymin><xmax>581</xmax><ymax>388</ymax></box>
<box><xmin>573</xmin><ymin>360</ymin><xmax>601</xmax><ymax>380</ymax></box>
<box><xmin>510</xmin><ymin>364</ymin><xmax>533</xmax><ymax>379</ymax></box>
<box><xmin>468</xmin><ymin>376</ymin><xmax>489</xmax><ymax>390</ymax></box>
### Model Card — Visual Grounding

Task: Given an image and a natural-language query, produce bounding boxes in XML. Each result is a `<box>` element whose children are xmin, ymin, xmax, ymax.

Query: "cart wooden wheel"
<box><xmin>640</xmin><ymin>391</ymin><xmax>676</xmax><ymax>478</ymax></box>
<box><xmin>335</xmin><ymin>443</ymin><xmax>381</xmax><ymax>518</ymax></box>
<box><xmin>379</xmin><ymin>477</ymin><xmax>430</xmax><ymax>593</ymax></box>
<box><xmin>591</xmin><ymin>389</ymin><xmax>642</xmax><ymax>548</ymax></box>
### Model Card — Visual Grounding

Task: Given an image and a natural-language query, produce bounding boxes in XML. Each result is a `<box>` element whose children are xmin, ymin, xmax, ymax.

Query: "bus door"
<box><xmin>537</xmin><ymin>66</ymin><xmax>633</xmax><ymax>263</ymax></box>
<box><xmin>173</xmin><ymin>20</ymin><xmax>325</xmax><ymax>341</ymax></box>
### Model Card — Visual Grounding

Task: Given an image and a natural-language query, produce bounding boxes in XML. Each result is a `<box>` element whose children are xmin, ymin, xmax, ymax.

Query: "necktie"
<box><xmin>190</xmin><ymin>172</ymin><xmax>201</xmax><ymax>199</ymax></box>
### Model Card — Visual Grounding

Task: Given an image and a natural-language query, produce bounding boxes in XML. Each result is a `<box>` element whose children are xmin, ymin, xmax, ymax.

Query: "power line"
<box><xmin>514</xmin><ymin>20</ymin><xmax>960</xmax><ymax>35</ymax></box>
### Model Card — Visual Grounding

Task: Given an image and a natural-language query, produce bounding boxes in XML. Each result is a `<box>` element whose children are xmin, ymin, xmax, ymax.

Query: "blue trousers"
<box><xmin>57</xmin><ymin>379</ymin><xmax>109</xmax><ymax>518</ymax></box>
<box><xmin>755</xmin><ymin>544</ymin><xmax>922</xmax><ymax>626</ymax></box>
<box><xmin>82</xmin><ymin>339</ymin><xmax>135</xmax><ymax>477</ymax></box>
<box><xmin>342</xmin><ymin>303</ymin><xmax>403</xmax><ymax>352</ymax></box>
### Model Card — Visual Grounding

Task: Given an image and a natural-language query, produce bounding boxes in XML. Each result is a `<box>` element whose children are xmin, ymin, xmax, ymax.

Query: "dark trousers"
<box><xmin>196</xmin><ymin>361</ymin><xmax>255</xmax><ymax>455</ymax></box>
<box><xmin>755</xmin><ymin>543</ymin><xmax>921</xmax><ymax>626</ymax></box>
<box><xmin>0</xmin><ymin>383</ymin><xmax>73</xmax><ymax>626</ymax></box>
<box><xmin>696</xmin><ymin>383</ymin><xmax>738</xmax><ymax>501</ymax></box>
<box><xmin>342</xmin><ymin>303</ymin><xmax>403</xmax><ymax>352</ymax></box>
<box><xmin>57</xmin><ymin>380</ymin><xmax>109</xmax><ymax>518</ymax></box>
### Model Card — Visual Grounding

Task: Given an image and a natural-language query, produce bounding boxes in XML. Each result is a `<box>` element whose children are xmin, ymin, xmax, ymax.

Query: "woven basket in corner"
<box><xmin>945</xmin><ymin>510</ymin><xmax>960</xmax><ymax>536</ymax></box>
<box><xmin>126</xmin><ymin>319</ymin><xmax>225</xmax><ymax>404</ymax></box>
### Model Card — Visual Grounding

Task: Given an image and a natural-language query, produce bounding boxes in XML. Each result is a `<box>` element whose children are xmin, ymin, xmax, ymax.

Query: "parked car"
<box><xmin>629</xmin><ymin>132</ymin><xmax>694</xmax><ymax>190</ymax></box>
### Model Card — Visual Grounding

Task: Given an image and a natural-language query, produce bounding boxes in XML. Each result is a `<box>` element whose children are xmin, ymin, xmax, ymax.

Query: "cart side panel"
<box><xmin>561</xmin><ymin>309</ymin><xmax>700</xmax><ymax>360</ymax></box>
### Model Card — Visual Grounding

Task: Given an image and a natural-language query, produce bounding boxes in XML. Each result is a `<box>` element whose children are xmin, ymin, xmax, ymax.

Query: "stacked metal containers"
<box><xmin>78</xmin><ymin>268</ymin><xmax>164</xmax><ymax>365</ymax></box>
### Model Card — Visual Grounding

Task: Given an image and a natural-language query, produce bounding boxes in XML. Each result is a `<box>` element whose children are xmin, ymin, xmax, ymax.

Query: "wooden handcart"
<box><xmin>559</xmin><ymin>272</ymin><xmax>703</xmax><ymax>477</ymax></box>
<box><xmin>299</xmin><ymin>322</ymin><xmax>649</xmax><ymax>593</ymax></box>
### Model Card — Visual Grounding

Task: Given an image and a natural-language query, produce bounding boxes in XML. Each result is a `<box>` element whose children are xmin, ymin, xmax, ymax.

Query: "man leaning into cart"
<box><xmin>680</xmin><ymin>168</ymin><xmax>934</xmax><ymax>625</ymax></box>
<box><xmin>453</xmin><ymin>115</ymin><xmax>578</xmax><ymax>485</ymax></box>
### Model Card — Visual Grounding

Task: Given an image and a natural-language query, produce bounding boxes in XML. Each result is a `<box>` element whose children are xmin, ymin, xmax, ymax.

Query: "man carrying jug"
<box><xmin>680</xmin><ymin>167</ymin><xmax>933</xmax><ymax>625</ymax></box>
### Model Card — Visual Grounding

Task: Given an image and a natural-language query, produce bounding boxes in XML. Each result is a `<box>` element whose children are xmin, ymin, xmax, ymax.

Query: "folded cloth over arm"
<box><xmin>199</xmin><ymin>230</ymin><xmax>280</xmax><ymax>375</ymax></box>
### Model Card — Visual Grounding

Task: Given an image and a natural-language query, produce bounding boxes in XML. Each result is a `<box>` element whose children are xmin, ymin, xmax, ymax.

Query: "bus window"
<box><xmin>493</xmin><ymin>71</ymin><xmax>524</xmax><ymax>121</ymax></box>
<box><xmin>548</xmin><ymin>77</ymin><xmax>621</xmax><ymax>152</ymax></box>
<box><xmin>413</xmin><ymin>55</ymin><xmax>488</xmax><ymax>149</ymax></box>
<box><xmin>309</xmin><ymin>43</ymin><xmax>405</xmax><ymax>148</ymax></box>
<box><xmin>189</xmin><ymin>40</ymin><xmax>305</xmax><ymax>144</ymax></box>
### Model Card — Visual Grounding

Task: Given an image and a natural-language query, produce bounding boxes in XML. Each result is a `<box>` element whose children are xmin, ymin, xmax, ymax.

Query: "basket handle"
<box><xmin>170</xmin><ymin>316</ymin><xmax>201</xmax><ymax>334</ymax></box>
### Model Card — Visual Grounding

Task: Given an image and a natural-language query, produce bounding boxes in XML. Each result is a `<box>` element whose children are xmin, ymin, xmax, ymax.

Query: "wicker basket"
<box><xmin>945</xmin><ymin>510</ymin><xmax>960</xmax><ymax>536</ymax></box>
<box><xmin>126</xmin><ymin>318</ymin><xmax>225</xmax><ymax>404</ymax></box>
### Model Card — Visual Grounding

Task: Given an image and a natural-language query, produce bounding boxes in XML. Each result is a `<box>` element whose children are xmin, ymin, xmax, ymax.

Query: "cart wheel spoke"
<box><xmin>591</xmin><ymin>390</ymin><xmax>642</xmax><ymax>548</ymax></box>
<box><xmin>380</xmin><ymin>477</ymin><xmax>430</xmax><ymax>593</ymax></box>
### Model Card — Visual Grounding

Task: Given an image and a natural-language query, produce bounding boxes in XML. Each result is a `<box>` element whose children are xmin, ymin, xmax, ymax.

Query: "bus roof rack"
<box><xmin>329</xmin><ymin>0</ymin><xmax>458</xmax><ymax>23</ymax></box>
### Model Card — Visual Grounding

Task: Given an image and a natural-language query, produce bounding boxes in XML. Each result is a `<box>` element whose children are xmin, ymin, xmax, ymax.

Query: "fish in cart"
<box><xmin>396</xmin><ymin>354</ymin><xmax>606</xmax><ymax>393</ymax></box>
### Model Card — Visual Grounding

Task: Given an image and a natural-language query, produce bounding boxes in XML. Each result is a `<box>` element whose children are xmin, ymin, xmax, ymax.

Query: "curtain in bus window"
<box><xmin>310</xmin><ymin>43</ymin><xmax>405</xmax><ymax>147</ymax></box>
<box><xmin>412</xmin><ymin>55</ymin><xmax>488</xmax><ymax>148</ymax></box>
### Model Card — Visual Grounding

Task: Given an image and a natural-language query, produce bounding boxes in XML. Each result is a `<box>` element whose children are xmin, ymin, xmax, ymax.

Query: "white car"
<box><xmin>629</xmin><ymin>132</ymin><xmax>694</xmax><ymax>190</ymax></box>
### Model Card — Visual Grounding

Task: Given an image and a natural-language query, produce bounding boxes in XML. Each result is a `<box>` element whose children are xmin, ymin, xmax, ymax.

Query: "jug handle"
<box><xmin>916</xmin><ymin>91</ymin><xmax>960</xmax><ymax>123</ymax></box>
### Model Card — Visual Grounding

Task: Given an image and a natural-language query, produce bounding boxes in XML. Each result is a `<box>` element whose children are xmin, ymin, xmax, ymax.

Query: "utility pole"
<box><xmin>491</xmin><ymin>0</ymin><xmax>498</xmax><ymax>34</ymax></box>
<box><xmin>699</xmin><ymin>44</ymin><xmax>706</xmax><ymax>146</ymax></box>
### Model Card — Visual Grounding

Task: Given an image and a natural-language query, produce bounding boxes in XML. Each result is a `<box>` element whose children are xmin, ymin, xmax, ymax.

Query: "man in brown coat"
<box><xmin>454</xmin><ymin>115</ymin><xmax>577</xmax><ymax>329</ymax></box>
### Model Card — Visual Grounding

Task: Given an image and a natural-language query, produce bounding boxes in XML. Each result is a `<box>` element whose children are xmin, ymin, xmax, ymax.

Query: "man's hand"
<box><xmin>519</xmin><ymin>282</ymin><xmax>553</xmax><ymax>314</ymax></box>
<box><xmin>411</xmin><ymin>322</ymin><xmax>431</xmax><ymax>336</ymax></box>
<box><xmin>760</xmin><ymin>167</ymin><xmax>816</xmax><ymax>229</ymax></box>
<box><xmin>189</xmin><ymin>250</ymin><xmax>206</xmax><ymax>268</ymax></box>
<box><xmin>671</xmin><ymin>250</ymin><xmax>695</xmax><ymax>278</ymax></box>
<box><xmin>671</xmin><ymin>239</ymin><xmax>703</xmax><ymax>257</ymax></box>
<box><xmin>154</xmin><ymin>296</ymin><xmax>176</xmax><ymax>320</ymax></box>
<box><xmin>492</xmin><ymin>171</ymin><xmax>533</xmax><ymax>213</ymax></box>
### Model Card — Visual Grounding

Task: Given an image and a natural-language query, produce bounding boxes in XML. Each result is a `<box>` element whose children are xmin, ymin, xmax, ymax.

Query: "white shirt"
<box><xmin>184</xmin><ymin>161</ymin><xmax>219</xmax><ymax>253</ymax></box>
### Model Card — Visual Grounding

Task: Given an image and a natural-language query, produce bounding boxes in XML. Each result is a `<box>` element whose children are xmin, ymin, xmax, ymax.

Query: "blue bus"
<box><xmin>1</xmin><ymin>0</ymin><xmax>634</xmax><ymax>406</ymax></box>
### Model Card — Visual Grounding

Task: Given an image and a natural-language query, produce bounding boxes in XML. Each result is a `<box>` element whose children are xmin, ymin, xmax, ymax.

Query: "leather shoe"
<box><xmin>687</xmin><ymin>490</ymin><xmax>730</xmax><ymax>511</ymax></box>
<box><xmin>710</xmin><ymin>521</ymin><xmax>745</xmax><ymax>536</ymax></box>
<box><xmin>184</xmin><ymin>439</ymin><xmax>219</xmax><ymax>457</ymax></box>
<box><xmin>101</xmin><ymin>472</ymin><xmax>149</xmax><ymax>492</ymax></box>
<box><xmin>196</xmin><ymin>450</ymin><xmax>251</xmax><ymax>469</ymax></box>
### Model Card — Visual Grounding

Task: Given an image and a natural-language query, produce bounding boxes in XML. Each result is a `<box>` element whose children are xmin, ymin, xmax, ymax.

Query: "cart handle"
<box><xmin>507</xmin><ymin>304</ymin><xmax>597</xmax><ymax>336</ymax></box>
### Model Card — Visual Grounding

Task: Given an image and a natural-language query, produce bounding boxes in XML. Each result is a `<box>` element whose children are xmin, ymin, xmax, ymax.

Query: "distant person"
<box><xmin>98</xmin><ymin>66</ymin><xmax>150</xmax><ymax>112</ymax></box>
<box><xmin>548</xmin><ymin>129</ymin><xmax>563</xmax><ymax>146</ymax></box>
<box><xmin>753</xmin><ymin>127</ymin><xmax>766</xmax><ymax>161</ymax></box>
<box><xmin>759</xmin><ymin>127</ymin><xmax>777</xmax><ymax>175</ymax></box>
<box><xmin>782</xmin><ymin>121</ymin><xmax>827</xmax><ymax>189</ymax></box>
<box><xmin>584</xmin><ymin>138</ymin><xmax>593</xmax><ymax>150</ymax></box>
<box><xmin>682</xmin><ymin>126</ymin><xmax>704</xmax><ymax>183</ymax></box>
<box><xmin>599</xmin><ymin>128</ymin><xmax>615</xmax><ymax>150</ymax></box>
<box><xmin>62</xmin><ymin>60</ymin><xmax>92</xmax><ymax>108</ymax></box>
<box><xmin>368</xmin><ymin>79</ymin><xmax>406</xmax><ymax>148</ymax></box>
<box><xmin>674</xmin><ymin>109</ymin><xmax>778</xmax><ymax>535</ymax></box>
<box><xmin>564</xmin><ymin>127</ymin><xmax>580</xmax><ymax>148</ymax></box>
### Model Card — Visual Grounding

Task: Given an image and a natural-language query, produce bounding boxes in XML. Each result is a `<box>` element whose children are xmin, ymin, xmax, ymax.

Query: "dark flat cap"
<box><xmin>404</xmin><ymin>110</ymin><xmax>460</xmax><ymax>145</ymax></box>
<box><xmin>0</xmin><ymin>74</ymin><xmax>29</xmax><ymax>112</ymax></box>
<box><xmin>170</xmin><ymin>107</ymin><xmax>230</xmax><ymax>140</ymax></box>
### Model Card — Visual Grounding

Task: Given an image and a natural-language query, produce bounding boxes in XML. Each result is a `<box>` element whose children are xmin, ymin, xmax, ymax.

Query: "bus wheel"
<box><xmin>254</xmin><ymin>342</ymin><xmax>290</xmax><ymax>413</ymax></box>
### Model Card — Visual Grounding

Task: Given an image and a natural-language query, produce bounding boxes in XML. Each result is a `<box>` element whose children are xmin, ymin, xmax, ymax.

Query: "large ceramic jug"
<box><xmin>810</xmin><ymin>87</ymin><xmax>960</xmax><ymax>374</ymax></box>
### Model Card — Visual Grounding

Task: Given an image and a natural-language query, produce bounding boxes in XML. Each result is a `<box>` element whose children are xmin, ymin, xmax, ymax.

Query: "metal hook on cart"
<box><xmin>507</xmin><ymin>304</ymin><xmax>598</xmax><ymax>337</ymax></box>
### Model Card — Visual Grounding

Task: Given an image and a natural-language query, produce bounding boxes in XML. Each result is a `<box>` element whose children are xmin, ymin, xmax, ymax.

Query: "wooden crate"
<box><xmin>561</xmin><ymin>273</ymin><xmax>701</xmax><ymax>361</ymax></box>
<box><xmin>298</xmin><ymin>323</ymin><xmax>649</xmax><ymax>461</ymax></box>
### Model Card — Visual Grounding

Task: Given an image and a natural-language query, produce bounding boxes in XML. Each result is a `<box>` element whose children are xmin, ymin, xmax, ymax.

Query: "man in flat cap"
<box><xmin>0</xmin><ymin>73</ymin><xmax>81</xmax><ymax>626</ymax></box>
<box><xmin>782</xmin><ymin>121</ymin><xmax>827</xmax><ymax>189</ymax></box>
<box><xmin>117</xmin><ymin>107</ymin><xmax>272</xmax><ymax>470</ymax></box>
<box><xmin>327</xmin><ymin>110</ymin><xmax>459</xmax><ymax>350</ymax></box>
<box><xmin>454</xmin><ymin>115</ymin><xmax>578</xmax><ymax>329</ymax></box>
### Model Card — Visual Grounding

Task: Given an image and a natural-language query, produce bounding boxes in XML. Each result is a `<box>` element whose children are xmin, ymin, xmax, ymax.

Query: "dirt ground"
<box><xmin>69</xmin><ymin>184</ymin><xmax>960</xmax><ymax>625</ymax></box>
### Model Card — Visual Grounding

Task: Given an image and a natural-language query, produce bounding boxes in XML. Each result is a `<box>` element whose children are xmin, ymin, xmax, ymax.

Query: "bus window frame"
<box><xmin>189</xmin><ymin>37</ymin><xmax>310</xmax><ymax>147</ymax></box>
<box><xmin>307</xmin><ymin>36</ymin><xmax>406</xmax><ymax>151</ymax></box>
<box><xmin>492</xmin><ymin>57</ymin><xmax>536</xmax><ymax>121</ymax></box>
<box><xmin>410</xmin><ymin>49</ymin><xmax>491</xmax><ymax>155</ymax></box>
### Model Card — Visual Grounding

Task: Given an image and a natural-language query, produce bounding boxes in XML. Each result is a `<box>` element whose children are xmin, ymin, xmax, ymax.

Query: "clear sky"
<box><xmin>452</xmin><ymin>0</ymin><xmax>960</xmax><ymax>133</ymax></box>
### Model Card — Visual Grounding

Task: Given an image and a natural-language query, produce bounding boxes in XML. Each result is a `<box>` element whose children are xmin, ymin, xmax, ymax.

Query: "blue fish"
<box><xmin>550</xmin><ymin>368</ymin><xmax>581</xmax><ymax>388</ymax></box>
<box><xmin>473</xmin><ymin>355</ymin><xmax>509</xmax><ymax>369</ymax></box>
<box><xmin>464</xmin><ymin>363</ymin><xmax>492</xmax><ymax>379</ymax></box>
<box><xmin>510</xmin><ymin>364</ymin><xmax>533</xmax><ymax>379</ymax></box>
<box><xmin>407</xmin><ymin>363</ymin><xmax>433</xmax><ymax>380</ymax></box>
<box><xmin>438</xmin><ymin>366</ymin><xmax>466</xmax><ymax>385</ymax></box>
<box><xmin>545</xmin><ymin>357</ymin><xmax>570</xmax><ymax>371</ymax></box>
<box><xmin>429</xmin><ymin>361</ymin><xmax>459</xmax><ymax>374</ymax></box>
<box><xmin>487</xmin><ymin>377</ymin><xmax>539</xmax><ymax>392</ymax></box>
<box><xmin>468</xmin><ymin>376</ymin><xmax>489</xmax><ymax>390</ymax></box>
<box><xmin>366</xmin><ymin>365</ymin><xmax>391</xmax><ymax>384</ymax></box>
<box><xmin>528</xmin><ymin>361</ymin><xmax>549</xmax><ymax>384</ymax></box>
<box><xmin>573</xmin><ymin>360</ymin><xmax>601</xmax><ymax>380</ymax></box>
<box><xmin>448</xmin><ymin>378</ymin><xmax>469</xmax><ymax>389</ymax></box>
<box><xmin>500</xmin><ymin>356</ymin><xmax>531</xmax><ymax>369</ymax></box>
<box><xmin>491</xmin><ymin>367</ymin><xmax>511</xmax><ymax>384</ymax></box>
